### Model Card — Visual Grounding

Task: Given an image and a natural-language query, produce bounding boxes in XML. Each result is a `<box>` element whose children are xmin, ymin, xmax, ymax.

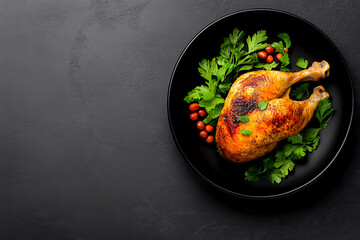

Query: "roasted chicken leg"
<box><xmin>215</xmin><ymin>61</ymin><xmax>330</xmax><ymax>163</ymax></box>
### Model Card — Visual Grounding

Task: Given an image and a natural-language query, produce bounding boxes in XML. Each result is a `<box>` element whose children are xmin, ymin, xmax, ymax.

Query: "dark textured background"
<box><xmin>0</xmin><ymin>1</ymin><xmax>359</xmax><ymax>239</ymax></box>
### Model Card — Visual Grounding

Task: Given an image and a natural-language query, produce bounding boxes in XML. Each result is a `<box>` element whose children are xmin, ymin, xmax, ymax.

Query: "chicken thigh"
<box><xmin>215</xmin><ymin>61</ymin><xmax>330</xmax><ymax>163</ymax></box>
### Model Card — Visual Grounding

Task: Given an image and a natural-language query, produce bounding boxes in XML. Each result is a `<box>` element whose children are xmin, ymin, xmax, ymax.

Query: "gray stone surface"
<box><xmin>0</xmin><ymin>0</ymin><xmax>359</xmax><ymax>239</ymax></box>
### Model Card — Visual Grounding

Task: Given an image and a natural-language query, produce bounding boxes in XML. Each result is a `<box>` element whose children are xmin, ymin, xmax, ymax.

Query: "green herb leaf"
<box><xmin>312</xmin><ymin>136</ymin><xmax>320</xmax><ymax>149</ymax></box>
<box><xmin>282</xmin><ymin>143</ymin><xmax>307</xmax><ymax>159</ymax></box>
<box><xmin>246</xmin><ymin>30</ymin><xmax>269</xmax><ymax>53</ymax></box>
<box><xmin>198</xmin><ymin>59</ymin><xmax>213</xmax><ymax>81</ymax></box>
<box><xmin>203</xmin><ymin>103</ymin><xmax>224</xmax><ymax>125</ymax></box>
<box><xmin>254</xmin><ymin>63</ymin><xmax>264</xmax><ymax>68</ymax></box>
<box><xmin>218</xmin><ymin>82</ymin><xmax>232</xmax><ymax>94</ymax></box>
<box><xmin>292</xmin><ymin>145</ymin><xmax>307</xmax><ymax>159</ymax></box>
<box><xmin>229</xmin><ymin>28</ymin><xmax>246</xmax><ymax>46</ymax></box>
<box><xmin>244</xmin><ymin>166</ymin><xmax>262</xmax><ymax>182</ymax></box>
<box><xmin>216</xmin><ymin>56</ymin><xmax>227</xmax><ymax>66</ymax></box>
<box><xmin>263</xmin><ymin>156</ymin><xmax>274</xmax><ymax>170</ymax></box>
<box><xmin>287</xmin><ymin>134</ymin><xmax>303</xmax><ymax>144</ymax></box>
<box><xmin>244</xmin><ymin>156</ymin><xmax>275</xmax><ymax>183</ymax></box>
<box><xmin>268</xmin><ymin>169</ymin><xmax>282</xmax><ymax>184</ymax></box>
<box><xmin>277</xmin><ymin>33</ymin><xmax>291</xmax><ymax>49</ymax></box>
<box><xmin>258</xmin><ymin>101</ymin><xmax>269</xmax><ymax>110</ymax></box>
<box><xmin>315</xmin><ymin>98</ymin><xmax>334</xmax><ymax>128</ymax></box>
<box><xmin>216</xmin><ymin>65</ymin><xmax>228</xmax><ymax>82</ymax></box>
<box><xmin>279</xmin><ymin>52</ymin><xmax>290</xmax><ymax>66</ymax></box>
<box><xmin>296</xmin><ymin>57</ymin><xmax>309</xmax><ymax>69</ymax></box>
<box><xmin>303</xmin><ymin>128</ymin><xmax>321</xmax><ymax>142</ymax></box>
<box><xmin>220</xmin><ymin>43</ymin><xmax>231</xmax><ymax>59</ymax></box>
<box><xmin>274</xmin><ymin>159</ymin><xmax>295</xmax><ymax>177</ymax></box>
<box><xmin>280</xmin><ymin>66</ymin><xmax>291</xmax><ymax>72</ymax></box>
<box><xmin>271</xmin><ymin>41</ymin><xmax>285</xmax><ymax>52</ymax></box>
<box><xmin>184</xmin><ymin>85</ymin><xmax>213</xmax><ymax>103</ymax></box>
<box><xmin>240</xmin><ymin>129</ymin><xmax>252</xmax><ymax>135</ymax></box>
<box><xmin>238</xmin><ymin>65</ymin><xmax>253</xmax><ymax>72</ymax></box>
<box><xmin>263</xmin><ymin>62</ymin><xmax>278</xmax><ymax>70</ymax></box>
<box><xmin>238</xmin><ymin>115</ymin><xmax>249</xmax><ymax>124</ymax></box>
<box><xmin>290</xmin><ymin>82</ymin><xmax>310</xmax><ymax>100</ymax></box>
<box><xmin>198</xmin><ymin>95</ymin><xmax>224</xmax><ymax>112</ymax></box>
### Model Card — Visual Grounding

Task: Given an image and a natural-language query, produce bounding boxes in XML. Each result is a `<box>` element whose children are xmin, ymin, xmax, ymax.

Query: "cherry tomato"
<box><xmin>276</xmin><ymin>53</ymin><xmax>283</xmax><ymax>61</ymax></box>
<box><xmin>266</xmin><ymin>55</ymin><xmax>274</xmax><ymax>63</ymax></box>
<box><xmin>190</xmin><ymin>113</ymin><xmax>198</xmax><ymax>121</ymax></box>
<box><xmin>199</xmin><ymin>130</ymin><xmax>208</xmax><ymax>138</ymax></box>
<box><xmin>257</xmin><ymin>51</ymin><xmax>267</xmax><ymax>59</ymax></box>
<box><xmin>284</xmin><ymin>48</ymin><xmax>288</xmax><ymax>53</ymax></box>
<box><xmin>196</xmin><ymin>121</ymin><xmax>205</xmax><ymax>130</ymax></box>
<box><xmin>265</xmin><ymin>46</ymin><xmax>274</xmax><ymax>54</ymax></box>
<box><xmin>206</xmin><ymin>135</ymin><xmax>214</xmax><ymax>143</ymax></box>
<box><xmin>205</xmin><ymin>125</ymin><xmax>214</xmax><ymax>133</ymax></box>
<box><xmin>198</xmin><ymin>109</ymin><xmax>206</xmax><ymax>117</ymax></box>
<box><xmin>275</xmin><ymin>49</ymin><xmax>279</xmax><ymax>53</ymax></box>
<box><xmin>189</xmin><ymin>103</ymin><xmax>199</xmax><ymax>112</ymax></box>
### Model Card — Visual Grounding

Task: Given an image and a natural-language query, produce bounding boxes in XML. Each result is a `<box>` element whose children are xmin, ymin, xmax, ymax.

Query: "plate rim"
<box><xmin>167</xmin><ymin>8</ymin><xmax>355</xmax><ymax>199</ymax></box>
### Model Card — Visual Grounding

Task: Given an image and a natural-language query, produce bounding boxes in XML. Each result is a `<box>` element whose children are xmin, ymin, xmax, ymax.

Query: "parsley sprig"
<box><xmin>184</xmin><ymin>29</ymin><xmax>273</xmax><ymax>125</ymax></box>
<box><xmin>290</xmin><ymin>82</ymin><xmax>310</xmax><ymax>100</ymax></box>
<box><xmin>246</xmin><ymin>30</ymin><xmax>269</xmax><ymax>53</ymax></box>
<box><xmin>245</xmin><ymin>98</ymin><xmax>334</xmax><ymax>184</ymax></box>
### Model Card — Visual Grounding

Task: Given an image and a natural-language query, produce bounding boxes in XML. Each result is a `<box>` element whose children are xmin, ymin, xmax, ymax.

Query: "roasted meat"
<box><xmin>215</xmin><ymin>61</ymin><xmax>330</xmax><ymax>163</ymax></box>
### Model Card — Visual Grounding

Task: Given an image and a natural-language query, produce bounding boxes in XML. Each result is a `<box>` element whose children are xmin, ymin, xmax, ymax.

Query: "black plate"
<box><xmin>167</xmin><ymin>9</ymin><xmax>354</xmax><ymax>199</ymax></box>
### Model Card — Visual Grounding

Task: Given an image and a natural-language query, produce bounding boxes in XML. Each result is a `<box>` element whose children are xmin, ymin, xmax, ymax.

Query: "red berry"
<box><xmin>189</xmin><ymin>103</ymin><xmax>199</xmax><ymax>112</ymax></box>
<box><xmin>199</xmin><ymin>130</ymin><xmax>208</xmax><ymax>138</ymax></box>
<box><xmin>196</xmin><ymin>121</ymin><xmax>205</xmax><ymax>130</ymax></box>
<box><xmin>198</xmin><ymin>110</ymin><xmax>206</xmax><ymax>117</ymax></box>
<box><xmin>257</xmin><ymin>51</ymin><xmax>267</xmax><ymax>59</ymax></box>
<box><xmin>190</xmin><ymin>113</ymin><xmax>198</xmax><ymax>121</ymax></box>
<box><xmin>266</xmin><ymin>55</ymin><xmax>274</xmax><ymax>63</ymax></box>
<box><xmin>265</xmin><ymin>46</ymin><xmax>274</xmax><ymax>54</ymax></box>
<box><xmin>206</xmin><ymin>135</ymin><xmax>214</xmax><ymax>143</ymax></box>
<box><xmin>205</xmin><ymin>125</ymin><xmax>214</xmax><ymax>133</ymax></box>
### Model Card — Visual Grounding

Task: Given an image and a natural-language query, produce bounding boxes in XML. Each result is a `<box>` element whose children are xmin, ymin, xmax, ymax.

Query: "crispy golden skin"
<box><xmin>215</xmin><ymin>61</ymin><xmax>330</xmax><ymax>163</ymax></box>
